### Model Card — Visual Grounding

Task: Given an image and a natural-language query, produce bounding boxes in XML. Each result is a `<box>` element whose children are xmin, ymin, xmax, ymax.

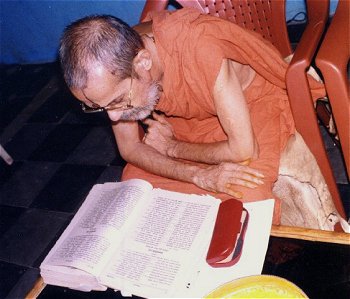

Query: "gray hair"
<box><xmin>59</xmin><ymin>15</ymin><xmax>143</xmax><ymax>89</ymax></box>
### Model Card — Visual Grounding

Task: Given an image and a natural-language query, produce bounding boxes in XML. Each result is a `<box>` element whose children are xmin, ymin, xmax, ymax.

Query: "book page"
<box><xmin>185</xmin><ymin>199</ymin><xmax>275</xmax><ymax>298</ymax></box>
<box><xmin>41</xmin><ymin>179</ymin><xmax>153</xmax><ymax>277</ymax></box>
<box><xmin>100</xmin><ymin>189</ymin><xmax>220</xmax><ymax>298</ymax></box>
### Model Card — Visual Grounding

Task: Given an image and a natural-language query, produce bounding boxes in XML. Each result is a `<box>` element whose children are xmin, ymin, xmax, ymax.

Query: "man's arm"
<box><xmin>111</xmin><ymin>119</ymin><xmax>264</xmax><ymax>198</ymax></box>
<box><xmin>144</xmin><ymin>59</ymin><xmax>259</xmax><ymax>165</ymax></box>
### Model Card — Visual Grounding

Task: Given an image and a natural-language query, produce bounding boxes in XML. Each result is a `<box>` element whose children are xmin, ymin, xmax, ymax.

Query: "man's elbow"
<box><xmin>228</xmin><ymin>140</ymin><xmax>259</xmax><ymax>164</ymax></box>
<box><xmin>231</xmin><ymin>152</ymin><xmax>256</xmax><ymax>165</ymax></box>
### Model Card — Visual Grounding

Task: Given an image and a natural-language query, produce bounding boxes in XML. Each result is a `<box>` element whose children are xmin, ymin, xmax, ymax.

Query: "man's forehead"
<box><xmin>78</xmin><ymin>66</ymin><xmax>128</xmax><ymax>106</ymax></box>
<box><xmin>86</xmin><ymin>63</ymin><xmax>121</xmax><ymax>86</ymax></box>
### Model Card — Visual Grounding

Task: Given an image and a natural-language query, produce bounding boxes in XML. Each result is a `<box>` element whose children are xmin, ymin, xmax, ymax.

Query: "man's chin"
<box><xmin>119</xmin><ymin>109</ymin><xmax>152</xmax><ymax>121</ymax></box>
<box><xmin>119</xmin><ymin>96</ymin><xmax>159</xmax><ymax>121</ymax></box>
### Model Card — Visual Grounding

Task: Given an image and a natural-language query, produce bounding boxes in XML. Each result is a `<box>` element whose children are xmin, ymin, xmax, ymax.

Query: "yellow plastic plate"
<box><xmin>205</xmin><ymin>275</ymin><xmax>308</xmax><ymax>298</ymax></box>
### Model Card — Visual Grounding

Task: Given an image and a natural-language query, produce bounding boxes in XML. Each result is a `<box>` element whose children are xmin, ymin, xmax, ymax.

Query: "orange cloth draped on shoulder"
<box><xmin>121</xmin><ymin>8</ymin><xmax>325</xmax><ymax>224</ymax></box>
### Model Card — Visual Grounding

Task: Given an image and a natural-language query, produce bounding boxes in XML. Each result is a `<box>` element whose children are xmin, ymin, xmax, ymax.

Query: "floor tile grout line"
<box><xmin>0</xmin><ymin>75</ymin><xmax>60</xmax><ymax>145</ymax></box>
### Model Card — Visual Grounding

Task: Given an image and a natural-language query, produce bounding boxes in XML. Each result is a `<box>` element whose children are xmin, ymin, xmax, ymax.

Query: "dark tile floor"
<box><xmin>0</xmin><ymin>62</ymin><xmax>349</xmax><ymax>299</ymax></box>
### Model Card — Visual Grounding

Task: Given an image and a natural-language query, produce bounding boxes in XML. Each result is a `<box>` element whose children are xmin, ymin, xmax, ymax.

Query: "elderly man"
<box><xmin>59</xmin><ymin>8</ymin><xmax>325</xmax><ymax>224</ymax></box>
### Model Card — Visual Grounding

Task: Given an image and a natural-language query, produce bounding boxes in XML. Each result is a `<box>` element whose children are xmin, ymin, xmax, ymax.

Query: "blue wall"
<box><xmin>0</xmin><ymin>0</ymin><xmax>145</xmax><ymax>64</ymax></box>
<box><xmin>0</xmin><ymin>0</ymin><xmax>339</xmax><ymax>64</ymax></box>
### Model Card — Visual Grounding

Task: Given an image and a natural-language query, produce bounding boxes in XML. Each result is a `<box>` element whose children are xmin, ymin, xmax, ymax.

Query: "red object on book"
<box><xmin>206</xmin><ymin>199</ymin><xmax>249</xmax><ymax>268</ymax></box>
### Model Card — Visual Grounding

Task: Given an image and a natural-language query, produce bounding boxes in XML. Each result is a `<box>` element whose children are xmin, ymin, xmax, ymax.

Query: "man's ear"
<box><xmin>133</xmin><ymin>49</ymin><xmax>152</xmax><ymax>72</ymax></box>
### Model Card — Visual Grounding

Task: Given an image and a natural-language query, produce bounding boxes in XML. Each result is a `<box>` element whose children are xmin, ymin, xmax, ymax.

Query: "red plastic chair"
<box><xmin>141</xmin><ymin>0</ymin><xmax>292</xmax><ymax>57</ymax></box>
<box><xmin>140</xmin><ymin>0</ymin><xmax>346</xmax><ymax>219</ymax></box>
<box><xmin>316</xmin><ymin>0</ymin><xmax>350</xmax><ymax>177</ymax></box>
<box><xmin>285</xmin><ymin>0</ymin><xmax>346</xmax><ymax>218</ymax></box>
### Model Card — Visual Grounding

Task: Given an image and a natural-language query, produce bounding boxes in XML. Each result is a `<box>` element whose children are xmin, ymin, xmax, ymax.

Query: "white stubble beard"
<box><xmin>119</xmin><ymin>82</ymin><xmax>161</xmax><ymax>121</ymax></box>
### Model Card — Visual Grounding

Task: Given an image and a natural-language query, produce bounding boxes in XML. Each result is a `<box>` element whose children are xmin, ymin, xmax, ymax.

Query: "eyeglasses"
<box><xmin>81</xmin><ymin>76</ymin><xmax>134</xmax><ymax>113</ymax></box>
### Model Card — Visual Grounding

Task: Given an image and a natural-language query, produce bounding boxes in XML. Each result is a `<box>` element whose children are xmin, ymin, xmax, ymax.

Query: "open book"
<box><xmin>40</xmin><ymin>179</ymin><xmax>274</xmax><ymax>298</ymax></box>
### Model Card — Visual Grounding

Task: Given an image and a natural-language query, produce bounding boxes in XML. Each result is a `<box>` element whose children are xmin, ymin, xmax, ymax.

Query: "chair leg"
<box><xmin>0</xmin><ymin>144</ymin><xmax>14</xmax><ymax>165</ymax></box>
<box><xmin>316</xmin><ymin>99</ymin><xmax>340</xmax><ymax>147</ymax></box>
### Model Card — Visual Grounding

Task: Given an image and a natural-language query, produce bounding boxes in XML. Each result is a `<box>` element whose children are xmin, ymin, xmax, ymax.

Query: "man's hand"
<box><xmin>143</xmin><ymin>112</ymin><xmax>177</xmax><ymax>156</ymax></box>
<box><xmin>193</xmin><ymin>162</ymin><xmax>264</xmax><ymax>199</ymax></box>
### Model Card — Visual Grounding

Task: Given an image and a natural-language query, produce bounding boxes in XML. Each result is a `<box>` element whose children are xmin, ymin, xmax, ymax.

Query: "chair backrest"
<box><xmin>285</xmin><ymin>0</ymin><xmax>346</xmax><ymax>218</ymax></box>
<box><xmin>140</xmin><ymin>0</ymin><xmax>292</xmax><ymax>57</ymax></box>
<box><xmin>316</xmin><ymin>0</ymin><xmax>350</xmax><ymax>177</ymax></box>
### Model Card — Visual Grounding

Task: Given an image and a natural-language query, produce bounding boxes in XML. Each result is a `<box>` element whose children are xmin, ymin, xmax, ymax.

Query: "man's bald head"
<box><xmin>60</xmin><ymin>15</ymin><xmax>143</xmax><ymax>89</ymax></box>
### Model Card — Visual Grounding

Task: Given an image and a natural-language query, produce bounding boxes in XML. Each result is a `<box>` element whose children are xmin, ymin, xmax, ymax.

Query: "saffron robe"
<box><xmin>122</xmin><ymin>8</ymin><xmax>324</xmax><ymax>222</ymax></box>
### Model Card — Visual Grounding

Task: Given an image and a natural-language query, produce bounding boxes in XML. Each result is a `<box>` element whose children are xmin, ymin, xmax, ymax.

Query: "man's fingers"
<box><xmin>222</xmin><ymin>163</ymin><xmax>265</xmax><ymax>179</ymax></box>
<box><xmin>143</xmin><ymin>119</ymin><xmax>164</xmax><ymax>137</ymax></box>
<box><xmin>144</xmin><ymin>115</ymin><xmax>171</xmax><ymax>133</ymax></box>
<box><xmin>143</xmin><ymin>118</ymin><xmax>155</xmax><ymax>126</ymax></box>
<box><xmin>238</xmin><ymin>165</ymin><xmax>265</xmax><ymax>178</ymax></box>
<box><xmin>222</xmin><ymin>164</ymin><xmax>264</xmax><ymax>185</ymax></box>
<box><xmin>240</xmin><ymin>172</ymin><xmax>264</xmax><ymax>185</ymax></box>
<box><xmin>152</xmin><ymin>112</ymin><xmax>168</xmax><ymax>125</ymax></box>
<box><xmin>225</xmin><ymin>184</ymin><xmax>243</xmax><ymax>198</ymax></box>
<box><xmin>227</xmin><ymin>177</ymin><xmax>260</xmax><ymax>189</ymax></box>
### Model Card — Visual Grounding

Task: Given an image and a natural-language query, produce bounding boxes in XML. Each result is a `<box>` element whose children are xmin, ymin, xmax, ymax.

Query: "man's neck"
<box><xmin>133</xmin><ymin>20</ymin><xmax>152</xmax><ymax>36</ymax></box>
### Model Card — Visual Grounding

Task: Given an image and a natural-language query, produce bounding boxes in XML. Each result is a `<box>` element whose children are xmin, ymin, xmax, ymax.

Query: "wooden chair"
<box><xmin>316</xmin><ymin>0</ymin><xmax>350</xmax><ymax>177</ymax></box>
<box><xmin>140</xmin><ymin>0</ymin><xmax>346</xmax><ymax>219</ymax></box>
